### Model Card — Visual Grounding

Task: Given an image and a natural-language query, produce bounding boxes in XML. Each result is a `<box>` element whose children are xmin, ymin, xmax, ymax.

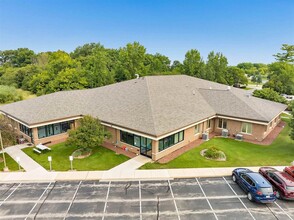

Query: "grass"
<box><xmin>23</xmin><ymin>143</ymin><xmax>129</xmax><ymax>171</ymax></box>
<box><xmin>141</xmin><ymin>119</ymin><xmax>294</xmax><ymax>169</ymax></box>
<box><xmin>0</xmin><ymin>153</ymin><xmax>21</xmax><ymax>171</ymax></box>
<box><xmin>17</xmin><ymin>89</ymin><xmax>36</xmax><ymax>100</ymax></box>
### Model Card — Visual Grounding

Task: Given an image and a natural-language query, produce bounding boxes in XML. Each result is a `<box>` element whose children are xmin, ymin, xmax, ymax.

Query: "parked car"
<box><xmin>284</xmin><ymin>166</ymin><xmax>294</xmax><ymax>178</ymax></box>
<box><xmin>232</xmin><ymin>168</ymin><xmax>276</xmax><ymax>203</ymax></box>
<box><xmin>259</xmin><ymin>167</ymin><xmax>294</xmax><ymax>200</ymax></box>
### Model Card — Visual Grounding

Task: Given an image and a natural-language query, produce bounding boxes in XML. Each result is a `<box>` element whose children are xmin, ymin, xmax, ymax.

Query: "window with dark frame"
<box><xmin>158</xmin><ymin>130</ymin><xmax>184</xmax><ymax>152</ymax></box>
<box><xmin>37</xmin><ymin>121</ymin><xmax>73</xmax><ymax>139</ymax></box>
<box><xmin>120</xmin><ymin>131</ymin><xmax>152</xmax><ymax>149</ymax></box>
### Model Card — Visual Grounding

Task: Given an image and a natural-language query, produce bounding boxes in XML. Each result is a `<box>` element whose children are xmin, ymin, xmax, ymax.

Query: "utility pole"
<box><xmin>0</xmin><ymin>131</ymin><xmax>8</xmax><ymax>171</ymax></box>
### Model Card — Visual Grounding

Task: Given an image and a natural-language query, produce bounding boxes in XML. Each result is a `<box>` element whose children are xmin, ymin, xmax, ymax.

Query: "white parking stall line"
<box><xmin>25</xmin><ymin>182</ymin><xmax>52</xmax><ymax>220</ymax></box>
<box><xmin>195</xmin><ymin>178</ymin><xmax>218</xmax><ymax>220</ymax></box>
<box><xmin>168</xmin><ymin>179</ymin><xmax>181</xmax><ymax>220</ymax></box>
<box><xmin>102</xmin><ymin>181</ymin><xmax>111</xmax><ymax>220</ymax></box>
<box><xmin>274</xmin><ymin>202</ymin><xmax>293</xmax><ymax>220</ymax></box>
<box><xmin>63</xmin><ymin>181</ymin><xmax>82</xmax><ymax>220</ymax></box>
<box><xmin>139</xmin><ymin>180</ymin><xmax>142</xmax><ymax>220</ymax></box>
<box><xmin>223</xmin><ymin>177</ymin><xmax>256</xmax><ymax>220</ymax></box>
<box><xmin>0</xmin><ymin>183</ymin><xmax>21</xmax><ymax>207</ymax></box>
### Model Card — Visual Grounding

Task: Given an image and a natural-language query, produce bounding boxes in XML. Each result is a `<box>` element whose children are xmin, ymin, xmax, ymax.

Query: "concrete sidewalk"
<box><xmin>0</xmin><ymin>144</ymin><xmax>288</xmax><ymax>183</ymax></box>
<box><xmin>0</xmin><ymin>166</ymin><xmax>286</xmax><ymax>183</ymax></box>
<box><xmin>4</xmin><ymin>144</ymin><xmax>47</xmax><ymax>173</ymax></box>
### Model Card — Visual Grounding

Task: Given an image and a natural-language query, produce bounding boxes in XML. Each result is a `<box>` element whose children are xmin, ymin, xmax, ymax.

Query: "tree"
<box><xmin>263</xmin><ymin>62</ymin><xmax>294</xmax><ymax>95</ymax></box>
<box><xmin>252</xmin><ymin>88</ymin><xmax>287</xmax><ymax>104</ymax></box>
<box><xmin>273</xmin><ymin>44</ymin><xmax>294</xmax><ymax>63</ymax></box>
<box><xmin>67</xmin><ymin>115</ymin><xmax>111</xmax><ymax>151</ymax></box>
<box><xmin>226</xmin><ymin>66</ymin><xmax>248</xmax><ymax>86</ymax></box>
<box><xmin>251</xmin><ymin>73</ymin><xmax>262</xmax><ymax>85</ymax></box>
<box><xmin>115</xmin><ymin>42</ymin><xmax>148</xmax><ymax>81</ymax></box>
<box><xmin>0</xmin><ymin>48</ymin><xmax>35</xmax><ymax>67</ymax></box>
<box><xmin>0</xmin><ymin>116</ymin><xmax>18</xmax><ymax>147</ymax></box>
<box><xmin>205</xmin><ymin>51</ymin><xmax>228</xmax><ymax>84</ymax></box>
<box><xmin>47</xmin><ymin>68</ymin><xmax>88</xmax><ymax>92</ymax></box>
<box><xmin>82</xmin><ymin>47</ymin><xmax>115</xmax><ymax>88</ymax></box>
<box><xmin>183</xmin><ymin>49</ymin><xmax>205</xmax><ymax>78</ymax></box>
<box><xmin>145</xmin><ymin>53</ymin><xmax>171</xmax><ymax>74</ymax></box>
<box><xmin>70</xmin><ymin>43</ymin><xmax>103</xmax><ymax>60</ymax></box>
<box><xmin>171</xmin><ymin>60</ymin><xmax>183</xmax><ymax>73</ymax></box>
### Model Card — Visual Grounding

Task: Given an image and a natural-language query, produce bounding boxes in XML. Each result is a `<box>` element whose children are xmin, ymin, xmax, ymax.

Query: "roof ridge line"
<box><xmin>144</xmin><ymin>77</ymin><xmax>158</xmax><ymax>135</ymax></box>
<box><xmin>196</xmin><ymin>88</ymin><xmax>217</xmax><ymax>115</ymax></box>
<box><xmin>229</xmin><ymin>90</ymin><xmax>268</xmax><ymax>122</ymax></box>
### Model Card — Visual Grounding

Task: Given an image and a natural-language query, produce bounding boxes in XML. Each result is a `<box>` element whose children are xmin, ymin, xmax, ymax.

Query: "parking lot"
<box><xmin>0</xmin><ymin>177</ymin><xmax>293</xmax><ymax>220</ymax></box>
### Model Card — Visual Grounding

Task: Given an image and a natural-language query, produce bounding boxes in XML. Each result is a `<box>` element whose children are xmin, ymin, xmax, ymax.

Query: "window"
<box><xmin>272</xmin><ymin>175</ymin><xmax>282</xmax><ymax>184</ymax></box>
<box><xmin>19</xmin><ymin>124</ymin><xmax>32</xmax><ymax>137</ymax></box>
<box><xmin>218</xmin><ymin>119</ymin><xmax>227</xmax><ymax>129</ymax></box>
<box><xmin>120</xmin><ymin>131</ymin><xmax>152</xmax><ymax>149</ymax></box>
<box><xmin>195</xmin><ymin>124</ymin><xmax>199</xmax><ymax>134</ymax></box>
<box><xmin>37</xmin><ymin>121</ymin><xmax>73</xmax><ymax>139</ymax></box>
<box><xmin>120</xmin><ymin>131</ymin><xmax>134</xmax><ymax>146</ymax></box>
<box><xmin>241</xmin><ymin>123</ymin><xmax>252</xmax><ymax>134</ymax></box>
<box><xmin>134</xmin><ymin>135</ymin><xmax>140</xmax><ymax>147</ymax></box>
<box><xmin>242</xmin><ymin>174</ymin><xmax>255</xmax><ymax>186</ymax></box>
<box><xmin>158</xmin><ymin>130</ymin><xmax>184</xmax><ymax>152</ymax></box>
<box><xmin>174</xmin><ymin>133</ymin><xmax>179</xmax><ymax>144</ymax></box>
<box><xmin>269</xmin><ymin>122</ymin><xmax>273</xmax><ymax>128</ymax></box>
<box><xmin>207</xmin><ymin>120</ymin><xmax>211</xmax><ymax>129</ymax></box>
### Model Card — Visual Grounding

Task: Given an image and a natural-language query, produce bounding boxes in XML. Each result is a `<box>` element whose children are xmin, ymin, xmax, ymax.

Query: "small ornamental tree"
<box><xmin>67</xmin><ymin>115</ymin><xmax>111</xmax><ymax>151</ymax></box>
<box><xmin>0</xmin><ymin>116</ymin><xmax>18</xmax><ymax>147</ymax></box>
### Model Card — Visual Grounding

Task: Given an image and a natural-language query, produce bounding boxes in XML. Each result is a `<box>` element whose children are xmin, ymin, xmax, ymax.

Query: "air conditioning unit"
<box><xmin>235</xmin><ymin>134</ymin><xmax>243</xmax><ymax>141</ymax></box>
<box><xmin>202</xmin><ymin>132</ymin><xmax>209</xmax><ymax>141</ymax></box>
<box><xmin>222</xmin><ymin>129</ymin><xmax>228</xmax><ymax>138</ymax></box>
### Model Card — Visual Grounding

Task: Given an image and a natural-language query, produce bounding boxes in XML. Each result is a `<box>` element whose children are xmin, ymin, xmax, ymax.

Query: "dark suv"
<box><xmin>232</xmin><ymin>168</ymin><xmax>276</xmax><ymax>203</ymax></box>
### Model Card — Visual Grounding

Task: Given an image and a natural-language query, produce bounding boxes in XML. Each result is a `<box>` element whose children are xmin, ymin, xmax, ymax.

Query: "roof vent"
<box><xmin>246</xmin><ymin>93</ymin><xmax>251</xmax><ymax>98</ymax></box>
<box><xmin>135</xmin><ymin>74</ymin><xmax>139</xmax><ymax>79</ymax></box>
<box><xmin>227</xmin><ymin>86</ymin><xmax>231</xmax><ymax>91</ymax></box>
<box><xmin>209</xmin><ymin>87</ymin><xmax>212</xmax><ymax>90</ymax></box>
<box><xmin>192</xmin><ymin>90</ymin><xmax>196</xmax><ymax>95</ymax></box>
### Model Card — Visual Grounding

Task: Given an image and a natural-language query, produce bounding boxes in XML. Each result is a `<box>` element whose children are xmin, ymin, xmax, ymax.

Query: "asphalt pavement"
<box><xmin>0</xmin><ymin>177</ymin><xmax>293</xmax><ymax>220</ymax></box>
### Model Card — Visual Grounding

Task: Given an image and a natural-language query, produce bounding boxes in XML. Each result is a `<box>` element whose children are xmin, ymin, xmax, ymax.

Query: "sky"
<box><xmin>0</xmin><ymin>0</ymin><xmax>293</xmax><ymax>65</ymax></box>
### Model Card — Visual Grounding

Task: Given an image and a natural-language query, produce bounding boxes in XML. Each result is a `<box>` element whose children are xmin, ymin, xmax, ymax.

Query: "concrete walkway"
<box><xmin>0</xmin><ymin>144</ymin><xmax>290</xmax><ymax>183</ymax></box>
<box><xmin>4</xmin><ymin>144</ymin><xmax>47</xmax><ymax>173</ymax></box>
<box><xmin>0</xmin><ymin>166</ymin><xmax>287</xmax><ymax>182</ymax></box>
<box><xmin>102</xmin><ymin>155</ymin><xmax>152</xmax><ymax>180</ymax></box>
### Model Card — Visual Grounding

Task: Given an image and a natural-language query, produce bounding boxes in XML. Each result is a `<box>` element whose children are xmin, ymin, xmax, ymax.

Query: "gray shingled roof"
<box><xmin>0</xmin><ymin>75</ymin><xmax>287</xmax><ymax>137</ymax></box>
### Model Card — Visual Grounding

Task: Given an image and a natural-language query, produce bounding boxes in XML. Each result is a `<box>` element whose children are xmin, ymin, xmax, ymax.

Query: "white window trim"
<box><xmin>240</xmin><ymin>123</ymin><xmax>252</xmax><ymax>135</ymax></box>
<box><xmin>194</xmin><ymin>124</ymin><xmax>200</xmax><ymax>135</ymax></box>
<box><xmin>218</xmin><ymin>119</ymin><xmax>227</xmax><ymax>129</ymax></box>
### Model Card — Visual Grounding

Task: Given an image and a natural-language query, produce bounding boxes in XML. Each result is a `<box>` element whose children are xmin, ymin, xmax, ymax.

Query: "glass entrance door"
<box><xmin>140</xmin><ymin>137</ymin><xmax>152</xmax><ymax>158</ymax></box>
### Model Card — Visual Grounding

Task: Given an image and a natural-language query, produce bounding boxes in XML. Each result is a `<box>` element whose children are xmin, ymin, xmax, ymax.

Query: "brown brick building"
<box><xmin>0</xmin><ymin>75</ymin><xmax>287</xmax><ymax>161</ymax></box>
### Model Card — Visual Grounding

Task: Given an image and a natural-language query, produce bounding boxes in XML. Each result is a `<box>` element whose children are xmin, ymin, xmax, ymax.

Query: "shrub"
<box><xmin>0</xmin><ymin>85</ymin><xmax>23</xmax><ymax>104</ymax></box>
<box><xmin>204</xmin><ymin>147</ymin><xmax>225</xmax><ymax>159</ymax></box>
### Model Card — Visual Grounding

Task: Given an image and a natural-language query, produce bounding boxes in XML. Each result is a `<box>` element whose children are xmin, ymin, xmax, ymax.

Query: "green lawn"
<box><xmin>0</xmin><ymin>153</ymin><xmax>21</xmax><ymax>171</ymax></box>
<box><xmin>142</xmin><ymin>119</ymin><xmax>294</xmax><ymax>169</ymax></box>
<box><xmin>23</xmin><ymin>143</ymin><xmax>129</xmax><ymax>171</ymax></box>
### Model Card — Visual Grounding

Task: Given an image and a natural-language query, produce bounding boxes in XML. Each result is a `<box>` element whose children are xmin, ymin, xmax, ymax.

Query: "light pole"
<box><xmin>16</xmin><ymin>156</ymin><xmax>20</xmax><ymax>171</ymax></box>
<box><xmin>48</xmin><ymin>156</ymin><xmax>52</xmax><ymax>171</ymax></box>
<box><xmin>0</xmin><ymin>131</ymin><xmax>8</xmax><ymax>171</ymax></box>
<box><xmin>69</xmin><ymin>156</ymin><xmax>73</xmax><ymax>171</ymax></box>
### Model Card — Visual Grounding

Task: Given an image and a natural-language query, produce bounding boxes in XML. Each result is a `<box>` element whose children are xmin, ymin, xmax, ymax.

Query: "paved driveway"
<box><xmin>0</xmin><ymin>177</ymin><xmax>293</xmax><ymax>219</ymax></box>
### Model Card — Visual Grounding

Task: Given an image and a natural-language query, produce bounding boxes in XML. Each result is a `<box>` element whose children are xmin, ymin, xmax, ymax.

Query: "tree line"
<box><xmin>0</xmin><ymin>42</ymin><xmax>293</xmax><ymax>97</ymax></box>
